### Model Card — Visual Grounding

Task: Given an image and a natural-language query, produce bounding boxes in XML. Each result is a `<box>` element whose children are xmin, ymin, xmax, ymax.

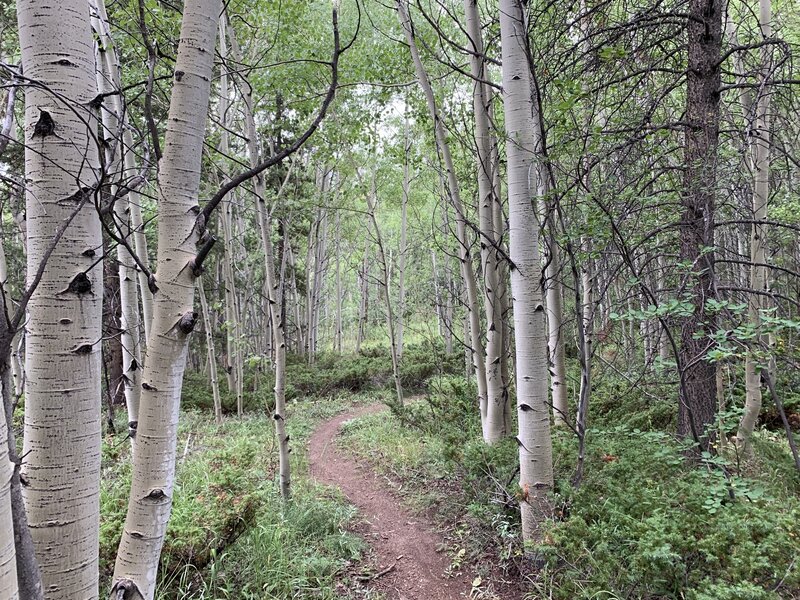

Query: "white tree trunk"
<box><xmin>198</xmin><ymin>278</ymin><xmax>222</xmax><ymax>424</ymax></box>
<box><xmin>366</xmin><ymin>173</ymin><xmax>404</xmax><ymax>405</ymax></box>
<box><xmin>499</xmin><ymin>0</ymin><xmax>554</xmax><ymax>543</ymax></box>
<box><xmin>396</xmin><ymin>0</ymin><xmax>488</xmax><ymax>418</ymax></box>
<box><xmin>92</xmin><ymin>0</ymin><xmax>143</xmax><ymax>440</ymax></box>
<box><xmin>545</xmin><ymin>213</ymin><xmax>568</xmax><ymax>427</ymax></box>
<box><xmin>356</xmin><ymin>242</ymin><xmax>370</xmax><ymax>353</ymax></box>
<box><xmin>738</xmin><ymin>0</ymin><xmax>772</xmax><ymax>451</ymax></box>
<box><xmin>335</xmin><ymin>212</ymin><xmax>344</xmax><ymax>353</ymax></box>
<box><xmin>228</xmin><ymin>13</ymin><xmax>292</xmax><ymax>497</ymax></box>
<box><xmin>18</xmin><ymin>0</ymin><xmax>103</xmax><ymax>593</ymax></box>
<box><xmin>111</xmin><ymin>0</ymin><xmax>221</xmax><ymax>594</ymax></box>
<box><xmin>0</xmin><ymin>376</ymin><xmax>18</xmax><ymax>599</ymax></box>
<box><xmin>127</xmin><ymin>151</ymin><xmax>154</xmax><ymax>346</ymax></box>
<box><xmin>464</xmin><ymin>0</ymin><xmax>507</xmax><ymax>442</ymax></box>
<box><xmin>397</xmin><ymin>115</ymin><xmax>410</xmax><ymax>359</ymax></box>
<box><xmin>216</xmin><ymin>22</ymin><xmax>244</xmax><ymax>415</ymax></box>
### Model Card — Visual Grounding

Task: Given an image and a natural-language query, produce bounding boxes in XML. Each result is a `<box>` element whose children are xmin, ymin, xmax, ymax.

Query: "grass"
<box><xmin>337</xmin><ymin>374</ymin><xmax>800</xmax><ymax>600</ymax></box>
<box><xmin>99</xmin><ymin>391</ymin><xmax>381</xmax><ymax>599</ymax></box>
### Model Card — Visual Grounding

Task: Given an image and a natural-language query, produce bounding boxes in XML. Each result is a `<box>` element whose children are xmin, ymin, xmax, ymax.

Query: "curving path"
<box><xmin>308</xmin><ymin>404</ymin><xmax>472</xmax><ymax>600</ymax></box>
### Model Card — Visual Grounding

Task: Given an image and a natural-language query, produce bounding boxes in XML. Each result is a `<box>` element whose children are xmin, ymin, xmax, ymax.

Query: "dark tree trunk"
<box><xmin>677</xmin><ymin>0</ymin><xmax>723</xmax><ymax>448</ymax></box>
<box><xmin>103</xmin><ymin>247</ymin><xmax>125</xmax><ymax>432</ymax></box>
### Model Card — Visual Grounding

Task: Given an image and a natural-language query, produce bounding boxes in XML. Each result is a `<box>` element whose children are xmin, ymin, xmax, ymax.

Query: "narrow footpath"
<box><xmin>308</xmin><ymin>404</ymin><xmax>472</xmax><ymax>600</ymax></box>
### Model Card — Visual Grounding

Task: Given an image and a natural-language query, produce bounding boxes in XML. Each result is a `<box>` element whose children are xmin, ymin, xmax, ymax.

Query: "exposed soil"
<box><xmin>308</xmin><ymin>404</ymin><xmax>473</xmax><ymax>600</ymax></box>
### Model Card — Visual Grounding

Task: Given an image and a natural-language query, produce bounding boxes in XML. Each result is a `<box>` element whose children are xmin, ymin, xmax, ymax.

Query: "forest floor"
<box><xmin>308</xmin><ymin>402</ymin><xmax>475</xmax><ymax>599</ymax></box>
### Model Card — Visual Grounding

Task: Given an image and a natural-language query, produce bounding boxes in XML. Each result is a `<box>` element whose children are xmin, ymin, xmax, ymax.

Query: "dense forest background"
<box><xmin>1</xmin><ymin>0</ymin><xmax>799</xmax><ymax>598</ymax></box>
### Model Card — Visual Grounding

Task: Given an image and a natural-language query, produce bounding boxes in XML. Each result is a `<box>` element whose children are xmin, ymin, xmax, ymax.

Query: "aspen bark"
<box><xmin>396</xmin><ymin>0</ymin><xmax>488</xmax><ymax>418</ymax></box>
<box><xmin>18</xmin><ymin>0</ymin><xmax>103</xmax><ymax>592</ymax></box>
<box><xmin>366</xmin><ymin>173</ymin><xmax>404</xmax><ymax>406</ymax></box>
<box><xmin>397</xmin><ymin>116</ymin><xmax>410</xmax><ymax>359</ymax></box>
<box><xmin>464</xmin><ymin>0</ymin><xmax>506</xmax><ymax>442</ymax></box>
<box><xmin>217</xmin><ymin>22</ymin><xmax>244</xmax><ymax>415</ymax></box>
<box><xmin>577</xmin><ymin>237</ymin><xmax>594</xmax><ymax>434</ymax></box>
<box><xmin>544</xmin><ymin>199</ymin><xmax>568</xmax><ymax>427</ymax></box>
<box><xmin>499</xmin><ymin>0</ymin><xmax>554</xmax><ymax>543</ymax></box>
<box><xmin>274</xmin><ymin>226</ymin><xmax>291</xmax><ymax>500</ymax></box>
<box><xmin>92</xmin><ymin>0</ymin><xmax>143</xmax><ymax>440</ymax></box>
<box><xmin>198</xmin><ymin>278</ymin><xmax>222</xmax><ymax>424</ymax></box>
<box><xmin>0</xmin><ymin>376</ymin><xmax>18</xmax><ymax>599</ymax></box>
<box><xmin>0</xmin><ymin>280</ymin><xmax>40</xmax><ymax>600</ymax></box>
<box><xmin>229</xmin><ymin>14</ymin><xmax>292</xmax><ymax>497</ymax></box>
<box><xmin>259</xmin><ymin>210</ymin><xmax>291</xmax><ymax>499</ymax></box>
<box><xmin>335</xmin><ymin>212</ymin><xmax>343</xmax><ymax>353</ymax></box>
<box><xmin>356</xmin><ymin>242</ymin><xmax>370</xmax><ymax>353</ymax></box>
<box><xmin>431</xmin><ymin>249</ymin><xmax>444</xmax><ymax>339</ymax></box>
<box><xmin>737</xmin><ymin>0</ymin><xmax>772</xmax><ymax>451</ymax></box>
<box><xmin>111</xmin><ymin>0</ymin><xmax>221</xmax><ymax>594</ymax></box>
<box><xmin>309</xmin><ymin>205</ymin><xmax>328</xmax><ymax>357</ymax></box>
<box><xmin>490</xmin><ymin>118</ymin><xmax>512</xmax><ymax>425</ymax></box>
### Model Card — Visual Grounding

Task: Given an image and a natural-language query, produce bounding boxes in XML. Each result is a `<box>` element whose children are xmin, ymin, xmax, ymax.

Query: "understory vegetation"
<box><xmin>98</xmin><ymin>399</ymin><xmax>366</xmax><ymax>599</ymax></box>
<box><xmin>339</xmin><ymin>370</ymin><xmax>800</xmax><ymax>600</ymax></box>
<box><xmin>3</xmin><ymin>0</ymin><xmax>800</xmax><ymax>595</ymax></box>
<box><xmin>90</xmin><ymin>345</ymin><xmax>462</xmax><ymax>599</ymax></box>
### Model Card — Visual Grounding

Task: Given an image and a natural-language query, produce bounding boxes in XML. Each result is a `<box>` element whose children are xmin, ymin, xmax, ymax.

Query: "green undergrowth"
<box><xmin>339</xmin><ymin>374</ymin><xmax>800</xmax><ymax>600</ymax></box>
<box><xmin>100</xmin><ymin>392</ymin><xmax>378</xmax><ymax>599</ymax></box>
<box><xmin>181</xmin><ymin>341</ymin><xmax>462</xmax><ymax>414</ymax></box>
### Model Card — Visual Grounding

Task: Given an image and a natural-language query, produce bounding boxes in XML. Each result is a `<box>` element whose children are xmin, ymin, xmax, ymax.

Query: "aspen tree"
<box><xmin>397</xmin><ymin>114</ymin><xmax>410</xmax><ymax>359</ymax></box>
<box><xmin>334</xmin><ymin>210</ymin><xmax>344</xmax><ymax>353</ymax></box>
<box><xmin>396</xmin><ymin>0</ymin><xmax>488</xmax><ymax>427</ymax></box>
<box><xmin>111</xmin><ymin>0</ymin><xmax>222</xmax><ymax>593</ymax></box>
<box><xmin>544</xmin><ymin>215</ymin><xmax>568</xmax><ymax>427</ymax></box>
<box><xmin>223</xmin><ymin>10</ymin><xmax>315</xmax><ymax>497</ymax></box>
<box><xmin>464</xmin><ymin>0</ymin><xmax>508</xmax><ymax>441</ymax></box>
<box><xmin>737</xmin><ymin>0</ymin><xmax>772</xmax><ymax>451</ymax></box>
<box><xmin>0</xmin><ymin>375</ymin><xmax>18</xmax><ymax>599</ymax></box>
<box><xmin>365</xmin><ymin>170</ymin><xmax>404</xmax><ymax>405</ymax></box>
<box><xmin>217</xmin><ymin>19</ymin><xmax>245</xmax><ymax>415</ymax></box>
<box><xmin>234</xmin><ymin>39</ymin><xmax>293</xmax><ymax>497</ymax></box>
<box><xmin>197</xmin><ymin>278</ymin><xmax>223</xmax><ymax>425</ymax></box>
<box><xmin>498</xmin><ymin>0</ymin><xmax>554</xmax><ymax>543</ymax></box>
<box><xmin>356</xmin><ymin>243</ymin><xmax>370</xmax><ymax>352</ymax></box>
<box><xmin>91</xmin><ymin>0</ymin><xmax>143</xmax><ymax>441</ymax></box>
<box><xmin>17</xmin><ymin>0</ymin><xmax>103</xmax><ymax>592</ymax></box>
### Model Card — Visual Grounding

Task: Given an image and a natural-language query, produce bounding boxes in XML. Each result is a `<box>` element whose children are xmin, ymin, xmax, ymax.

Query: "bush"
<box><xmin>534</xmin><ymin>426</ymin><xmax>800</xmax><ymax>600</ymax></box>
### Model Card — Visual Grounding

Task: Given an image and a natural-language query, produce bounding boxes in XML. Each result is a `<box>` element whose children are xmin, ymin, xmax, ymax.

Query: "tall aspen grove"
<box><xmin>2</xmin><ymin>0</ymin><xmax>800</xmax><ymax>597</ymax></box>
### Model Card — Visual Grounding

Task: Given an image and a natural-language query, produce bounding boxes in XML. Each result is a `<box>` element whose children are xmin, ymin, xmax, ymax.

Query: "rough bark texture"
<box><xmin>18</xmin><ymin>0</ymin><xmax>103</xmax><ymax>593</ymax></box>
<box><xmin>677</xmin><ymin>0</ymin><xmax>722</xmax><ymax>447</ymax></box>
<box><xmin>499</xmin><ymin>0</ymin><xmax>554</xmax><ymax>543</ymax></box>
<box><xmin>111</xmin><ymin>0</ymin><xmax>221</xmax><ymax>594</ymax></box>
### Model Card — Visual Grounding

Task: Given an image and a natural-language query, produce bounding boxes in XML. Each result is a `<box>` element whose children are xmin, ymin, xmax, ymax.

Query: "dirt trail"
<box><xmin>308</xmin><ymin>404</ymin><xmax>472</xmax><ymax>600</ymax></box>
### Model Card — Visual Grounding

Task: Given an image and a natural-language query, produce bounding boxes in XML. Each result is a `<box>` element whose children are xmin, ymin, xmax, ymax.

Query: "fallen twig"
<box><xmin>354</xmin><ymin>562</ymin><xmax>396</xmax><ymax>582</ymax></box>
